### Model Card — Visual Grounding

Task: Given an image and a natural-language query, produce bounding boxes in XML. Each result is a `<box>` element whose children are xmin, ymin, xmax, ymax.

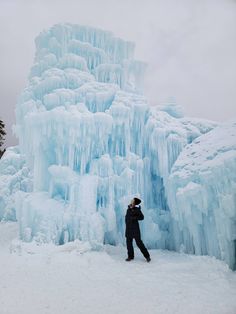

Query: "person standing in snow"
<box><xmin>125</xmin><ymin>197</ymin><xmax>151</xmax><ymax>262</ymax></box>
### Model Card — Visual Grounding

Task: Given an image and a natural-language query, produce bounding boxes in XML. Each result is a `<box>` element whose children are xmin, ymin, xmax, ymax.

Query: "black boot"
<box><xmin>125</xmin><ymin>257</ymin><xmax>134</xmax><ymax>261</ymax></box>
<box><xmin>146</xmin><ymin>257</ymin><xmax>151</xmax><ymax>262</ymax></box>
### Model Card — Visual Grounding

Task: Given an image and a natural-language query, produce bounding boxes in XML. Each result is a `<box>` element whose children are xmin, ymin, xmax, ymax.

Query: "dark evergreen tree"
<box><xmin>0</xmin><ymin>119</ymin><xmax>6</xmax><ymax>158</ymax></box>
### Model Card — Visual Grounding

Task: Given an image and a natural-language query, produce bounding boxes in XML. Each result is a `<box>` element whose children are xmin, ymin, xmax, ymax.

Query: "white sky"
<box><xmin>0</xmin><ymin>0</ymin><xmax>236</xmax><ymax>147</ymax></box>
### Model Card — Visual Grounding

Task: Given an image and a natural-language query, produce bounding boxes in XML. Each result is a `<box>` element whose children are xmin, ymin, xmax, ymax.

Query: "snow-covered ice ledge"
<box><xmin>167</xmin><ymin>122</ymin><xmax>236</xmax><ymax>270</ymax></box>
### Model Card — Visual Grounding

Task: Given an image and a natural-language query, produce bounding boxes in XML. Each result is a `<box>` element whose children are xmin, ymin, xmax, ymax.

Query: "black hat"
<box><xmin>134</xmin><ymin>197</ymin><xmax>141</xmax><ymax>205</ymax></box>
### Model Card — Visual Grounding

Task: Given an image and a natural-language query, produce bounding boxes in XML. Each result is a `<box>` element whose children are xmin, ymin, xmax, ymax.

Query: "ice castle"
<box><xmin>0</xmin><ymin>24</ymin><xmax>235</xmax><ymax>269</ymax></box>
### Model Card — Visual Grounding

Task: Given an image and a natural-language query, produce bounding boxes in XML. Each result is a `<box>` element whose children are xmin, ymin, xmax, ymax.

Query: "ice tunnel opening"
<box><xmin>50</xmin><ymin>183</ymin><xmax>70</xmax><ymax>201</ymax></box>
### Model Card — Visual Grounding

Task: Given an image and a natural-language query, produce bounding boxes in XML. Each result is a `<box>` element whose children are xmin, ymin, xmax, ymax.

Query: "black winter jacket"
<box><xmin>125</xmin><ymin>205</ymin><xmax>144</xmax><ymax>238</ymax></box>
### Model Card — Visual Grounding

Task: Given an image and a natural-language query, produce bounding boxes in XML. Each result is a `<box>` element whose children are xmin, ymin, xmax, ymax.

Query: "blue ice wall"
<box><xmin>4</xmin><ymin>24</ymin><xmax>234</xmax><ymax>268</ymax></box>
<box><xmin>167</xmin><ymin>123</ymin><xmax>236</xmax><ymax>270</ymax></box>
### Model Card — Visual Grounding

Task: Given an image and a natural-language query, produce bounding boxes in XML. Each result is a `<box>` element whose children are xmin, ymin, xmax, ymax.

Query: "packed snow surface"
<box><xmin>1</xmin><ymin>222</ymin><xmax>236</xmax><ymax>314</ymax></box>
<box><xmin>1</xmin><ymin>24</ymin><xmax>235</xmax><ymax>269</ymax></box>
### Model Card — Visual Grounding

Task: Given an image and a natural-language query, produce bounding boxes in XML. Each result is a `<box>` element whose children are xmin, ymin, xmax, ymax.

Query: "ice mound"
<box><xmin>157</xmin><ymin>98</ymin><xmax>184</xmax><ymax>118</ymax></box>
<box><xmin>0</xmin><ymin>147</ymin><xmax>32</xmax><ymax>221</ymax></box>
<box><xmin>168</xmin><ymin>122</ymin><xmax>236</xmax><ymax>269</ymax></box>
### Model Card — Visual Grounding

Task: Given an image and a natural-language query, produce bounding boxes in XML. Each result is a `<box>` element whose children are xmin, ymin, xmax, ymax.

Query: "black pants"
<box><xmin>126</xmin><ymin>237</ymin><xmax>150</xmax><ymax>259</ymax></box>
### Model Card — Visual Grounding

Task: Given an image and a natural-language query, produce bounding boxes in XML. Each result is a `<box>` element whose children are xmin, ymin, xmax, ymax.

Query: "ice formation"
<box><xmin>167</xmin><ymin>122</ymin><xmax>236</xmax><ymax>270</ymax></box>
<box><xmin>0</xmin><ymin>147</ymin><xmax>32</xmax><ymax>221</ymax></box>
<box><xmin>1</xmin><ymin>24</ymin><xmax>235</xmax><ymax>269</ymax></box>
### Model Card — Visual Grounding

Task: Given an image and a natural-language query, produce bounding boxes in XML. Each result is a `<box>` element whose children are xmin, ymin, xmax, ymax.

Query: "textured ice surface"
<box><xmin>157</xmin><ymin>98</ymin><xmax>184</xmax><ymax>118</ymax></box>
<box><xmin>0</xmin><ymin>147</ymin><xmax>32</xmax><ymax>221</ymax></box>
<box><xmin>1</xmin><ymin>24</ymin><xmax>235</xmax><ymax>269</ymax></box>
<box><xmin>168</xmin><ymin>122</ymin><xmax>236</xmax><ymax>269</ymax></box>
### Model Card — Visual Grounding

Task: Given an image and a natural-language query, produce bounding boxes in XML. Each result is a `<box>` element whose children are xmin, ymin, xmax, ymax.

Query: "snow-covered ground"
<box><xmin>1</xmin><ymin>222</ymin><xmax>236</xmax><ymax>314</ymax></box>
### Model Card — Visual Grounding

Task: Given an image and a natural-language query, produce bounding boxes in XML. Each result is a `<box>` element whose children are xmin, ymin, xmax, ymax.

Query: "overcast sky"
<box><xmin>0</xmin><ymin>0</ymin><xmax>236</xmax><ymax>147</ymax></box>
